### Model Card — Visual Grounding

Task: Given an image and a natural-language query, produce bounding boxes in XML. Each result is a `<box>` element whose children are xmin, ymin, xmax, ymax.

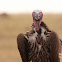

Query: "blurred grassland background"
<box><xmin>0</xmin><ymin>13</ymin><xmax>62</xmax><ymax>62</ymax></box>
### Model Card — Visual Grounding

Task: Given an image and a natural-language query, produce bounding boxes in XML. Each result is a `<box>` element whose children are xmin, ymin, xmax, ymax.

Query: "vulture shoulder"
<box><xmin>17</xmin><ymin>33</ymin><xmax>29</xmax><ymax>62</ymax></box>
<box><xmin>47</xmin><ymin>31</ymin><xmax>60</xmax><ymax>62</ymax></box>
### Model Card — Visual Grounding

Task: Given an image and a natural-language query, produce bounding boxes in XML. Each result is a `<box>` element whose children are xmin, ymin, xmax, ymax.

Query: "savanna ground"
<box><xmin>0</xmin><ymin>13</ymin><xmax>62</xmax><ymax>62</ymax></box>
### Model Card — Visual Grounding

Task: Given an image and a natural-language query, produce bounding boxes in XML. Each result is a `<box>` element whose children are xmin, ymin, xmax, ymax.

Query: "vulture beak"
<box><xmin>36</xmin><ymin>16</ymin><xmax>39</xmax><ymax>20</ymax></box>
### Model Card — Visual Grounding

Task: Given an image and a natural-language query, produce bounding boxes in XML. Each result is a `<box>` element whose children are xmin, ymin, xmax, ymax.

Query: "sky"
<box><xmin>0</xmin><ymin>0</ymin><xmax>62</xmax><ymax>13</ymax></box>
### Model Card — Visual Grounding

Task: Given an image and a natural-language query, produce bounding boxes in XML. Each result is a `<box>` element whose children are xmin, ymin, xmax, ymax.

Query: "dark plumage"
<box><xmin>17</xmin><ymin>33</ymin><xmax>29</xmax><ymax>62</ymax></box>
<box><xmin>17</xmin><ymin>22</ymin><xmax>61</xmax><ymax>62</ymax></box>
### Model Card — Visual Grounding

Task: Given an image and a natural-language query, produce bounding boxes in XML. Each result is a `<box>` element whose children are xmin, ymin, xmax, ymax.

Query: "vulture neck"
<box><xmin>33</xmin><ymin>18</ymin><xmax>42</xmax><ymax>31</ymax></box>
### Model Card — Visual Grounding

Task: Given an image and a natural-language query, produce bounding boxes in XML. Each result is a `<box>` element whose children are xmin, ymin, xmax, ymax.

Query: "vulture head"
<box><xmin>32</xmin><ymin>10</ymin><xmax>43</xmax><ymax>31</ymax></box>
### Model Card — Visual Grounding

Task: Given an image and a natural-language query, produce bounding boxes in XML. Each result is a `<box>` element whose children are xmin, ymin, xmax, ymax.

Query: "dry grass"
<box><xmin>0</xmin><ymin>13</ymin><xmax>62</xmax><ymax>62</ymax></box>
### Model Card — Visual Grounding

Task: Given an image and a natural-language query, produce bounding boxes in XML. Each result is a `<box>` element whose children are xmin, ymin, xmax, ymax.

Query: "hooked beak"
<box><xmin>34</xmin><ymin>14</ymin><xmax>40</xmax><ymax>21</ymax></box>
<box><xmin>35</xmin><ymin>15</ymin><xmax>39</xmax><ymax>20</ymax></box>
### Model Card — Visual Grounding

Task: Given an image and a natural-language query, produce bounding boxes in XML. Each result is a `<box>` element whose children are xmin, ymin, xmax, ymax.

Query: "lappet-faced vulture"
<box><xmin>17</xmin><ymin>10</ymin><xmax>61</xmax><ymax>62</ymax></box>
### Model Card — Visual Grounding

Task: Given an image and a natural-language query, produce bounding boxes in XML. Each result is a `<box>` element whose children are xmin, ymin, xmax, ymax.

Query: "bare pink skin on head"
<box><xmin>32</xmin><ymin>10</ymin><xmax>43</xmax><ymax>31</ymax></box>
<box><xmin>33</xmin><ymin>18</ymin><xmax>42</xmax><ymax>31</ymax></box>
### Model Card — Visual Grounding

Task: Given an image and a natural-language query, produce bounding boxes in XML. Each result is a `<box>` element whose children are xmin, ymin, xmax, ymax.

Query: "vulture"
<box><xmin>17</xmin><ymin>10</ymin><xmax>61</xmax><ymax>62</ymax></box>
